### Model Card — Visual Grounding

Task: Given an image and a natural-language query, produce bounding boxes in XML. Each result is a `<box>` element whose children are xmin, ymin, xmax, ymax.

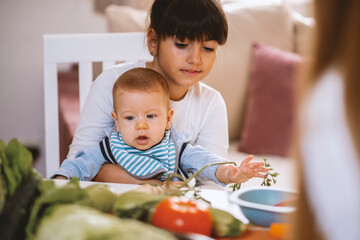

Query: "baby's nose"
<box><xmin>136</xmin><ymin>119</ymin><xmax>149</xmax><ymax>130</ymax></box>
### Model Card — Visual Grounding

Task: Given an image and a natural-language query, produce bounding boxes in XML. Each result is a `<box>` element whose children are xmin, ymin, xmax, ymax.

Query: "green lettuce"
<box><xmin>34</xmin><ymin>204</ymin><xmax>177</xmax><ymax>240</ymax></box>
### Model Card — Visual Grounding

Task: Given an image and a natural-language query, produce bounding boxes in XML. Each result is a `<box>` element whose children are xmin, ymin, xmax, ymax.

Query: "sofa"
<box><xmin>59</xmin><ymin>0</ymin><xmax>313</xmax><ymax>190</ymax></box>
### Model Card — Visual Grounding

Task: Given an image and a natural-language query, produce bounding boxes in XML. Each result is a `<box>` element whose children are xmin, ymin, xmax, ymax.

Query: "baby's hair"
<box><xmin>112</xmin><ymin>67</ymin><xmax>170</xmax><ymax>110</ymax></box>
<box><xmin>149</xmin><ymin>0</ymin><xmax>228</xmax><ymax>45</ymax></box>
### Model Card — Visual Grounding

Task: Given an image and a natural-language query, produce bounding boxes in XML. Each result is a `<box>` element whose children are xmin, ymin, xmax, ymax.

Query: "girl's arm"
<box><xmin>196</xmin><ymin>90</ymin><xmax>229</xmax><ymax>158</ymax></box>
<box><xmin>68</xmin><ymin>70</ymin><xmax>116</xmax><ymax>159</ymax></box>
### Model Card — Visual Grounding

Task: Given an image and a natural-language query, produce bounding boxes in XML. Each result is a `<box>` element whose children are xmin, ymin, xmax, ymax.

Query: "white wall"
<box><xmin>0</xmin><ymin>0</ymin><xmax>106</xmax><ymax>176</ymax></box>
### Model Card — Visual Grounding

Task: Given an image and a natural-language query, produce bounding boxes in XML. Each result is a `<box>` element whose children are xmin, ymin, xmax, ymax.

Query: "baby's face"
<box><xmin>112</xmin><ymin>88</ymin><xmax>173</xmax><ymax>150</ymax></box>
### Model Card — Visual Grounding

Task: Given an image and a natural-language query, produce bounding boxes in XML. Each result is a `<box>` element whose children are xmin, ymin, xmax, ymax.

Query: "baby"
<box><xmin>55</xmin><ymin>68</ymin><xmax>268</xmax><ymax>186</ymax></box>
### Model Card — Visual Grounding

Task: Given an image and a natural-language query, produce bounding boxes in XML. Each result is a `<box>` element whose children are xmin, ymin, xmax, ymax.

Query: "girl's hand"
<box><xmin>216</xmin><ymin>155</ymin><xmax>269</xmax><ymax>184</ymax></box>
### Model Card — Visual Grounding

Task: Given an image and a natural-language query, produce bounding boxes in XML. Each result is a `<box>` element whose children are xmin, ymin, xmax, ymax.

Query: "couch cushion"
<box><xmin>95</xmin><ymin>0</ymin><xmax>153</xmax><ymax>14</ymax></box>
<box><xmin>203</xmin><ymin>1</ymin><xmax>295</xmax><ymax>140</ymax></box>
<box><xmin>237</xmin><ymin>42</ymin><xmax>302</xmax><ymax>157</ymax></box>
<box><xmin>105</xmin><ymin>5</ymin><xmax>148</xmax><ymax>32</ymax></box>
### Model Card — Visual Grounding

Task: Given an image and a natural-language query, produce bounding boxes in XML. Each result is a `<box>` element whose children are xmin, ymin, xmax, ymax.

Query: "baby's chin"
<box><xmin>129</xmin><ymin>140</ymin><xmax>163</xmax><ymax>151</ymax></box>
<box><xmin>128</xmin><ymin>142</ymin><xmax>156</xmax><ymax>151</ymax></box>
<box><xmin>135</xmin><ymin>145</ymin><xmax>153</xmax><ymax>151</ymax></box>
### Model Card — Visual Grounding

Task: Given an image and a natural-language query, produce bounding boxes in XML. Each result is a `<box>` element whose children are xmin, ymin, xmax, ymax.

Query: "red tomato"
<box><xmin>152</xmin><ymin>196</ymin><xmax>213</xmax><ymax>236</ymax></box>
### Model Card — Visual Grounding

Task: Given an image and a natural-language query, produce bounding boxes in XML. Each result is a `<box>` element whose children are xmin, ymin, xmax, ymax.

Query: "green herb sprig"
<box><xmin>149</xmin><ymin>161</ymin><xmax>237</xmax><ymax>202</ymax></box>
<box><xmin>229</xmin><ymin>158</ymin><xmax>279</xmax><ymax>191</ymax></box>
<box><xmin>261</xmin><ymin>158</ymin><xmax>279</xmax><ymax>186</ymax></box>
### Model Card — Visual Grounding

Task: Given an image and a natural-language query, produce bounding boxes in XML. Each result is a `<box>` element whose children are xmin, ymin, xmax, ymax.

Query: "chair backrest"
<box><xmin>43</xmin><ymin>32</ymin><xmax>152</xmax><ymax>178</ymax></box>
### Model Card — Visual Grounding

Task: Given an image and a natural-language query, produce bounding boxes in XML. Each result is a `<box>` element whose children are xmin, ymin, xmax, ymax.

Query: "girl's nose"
<box><xmin>187</xmin><ymin>45</ymin><xmax>202</xmax><ymax>65</ymax></box>
<box><xmin>136</xmin><ymin>119</ymin><xmax>149</xmax><ymax>130</ymax></box>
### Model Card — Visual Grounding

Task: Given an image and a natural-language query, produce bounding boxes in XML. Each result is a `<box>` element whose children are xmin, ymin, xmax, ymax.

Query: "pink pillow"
<box><xmin>238</xmin><ymin>43</ymin><xmax>302</xmax><ymax>156</ymax></box>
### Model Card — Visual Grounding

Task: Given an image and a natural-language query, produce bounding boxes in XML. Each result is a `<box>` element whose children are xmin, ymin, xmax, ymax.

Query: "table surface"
<box><xmin>217</xmin><ymin>226</ymin><xmax>276</xmax><ymax>240</ymax></box>
<box><xmin>53</xmin><ymin>180</ymin><xmax>275</xmax><ymax>240</ymax></box>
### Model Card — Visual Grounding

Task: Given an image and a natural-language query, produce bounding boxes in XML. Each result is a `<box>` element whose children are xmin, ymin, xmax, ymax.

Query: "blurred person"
<box><xmin>292</xmin><ymin>0</ymin><xmax>360</xmax><ymax>239</ymax></box>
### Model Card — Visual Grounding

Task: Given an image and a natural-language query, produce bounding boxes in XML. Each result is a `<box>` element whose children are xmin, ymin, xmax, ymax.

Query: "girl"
<box><xmin>68</xmin><ymin>0</ymin><xmax>230</xmax><ymax>183</ymax></box>
<box><xmin>292</xmin><ymin>0</ymin><xmax>360</xmax><ymax>239</ymax></box>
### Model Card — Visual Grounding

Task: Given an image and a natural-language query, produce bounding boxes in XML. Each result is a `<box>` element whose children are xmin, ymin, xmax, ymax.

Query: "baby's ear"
<box><xmin>166</xmin><ymin>108</ymin><xmax>174</xmax><ymax>130</ymax></box>
<box><xmin>111</xmin><ymin>111</ymin><xmax>120</xmax><ymax>132</ymax></box>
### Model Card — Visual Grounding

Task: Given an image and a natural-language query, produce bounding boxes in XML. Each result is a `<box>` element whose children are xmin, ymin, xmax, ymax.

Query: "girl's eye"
<box><xmin>125</xmin><ymin>116</ymin><xmax>134</xmax><ymax>120</ymax></box>
<box><xmin>147</xmin><ymin>114</ymin><xmax>156</xmax><ymax>119</ymax></box>
<box><xmin>204</xmin><ymin>47</ymin><xmax>215</xmax><ymax>52</ymax></box>
<box><xmin>175</xmin><ymin>42</ymin><xmax>188</xmax><ymax>48</ymax></box>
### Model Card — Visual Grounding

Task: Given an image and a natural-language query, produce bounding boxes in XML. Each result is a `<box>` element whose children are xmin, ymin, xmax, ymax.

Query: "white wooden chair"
<box><xmin>43</xmin><ymin>32</ymin><xmax>152</xmax><ymax>178</ymax></box>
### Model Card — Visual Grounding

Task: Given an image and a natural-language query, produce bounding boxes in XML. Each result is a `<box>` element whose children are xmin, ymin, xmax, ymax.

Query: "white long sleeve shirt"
<box><xmin>300</xmin><ymin>68</ymin><xmax>360</xmax><ymax>240</ymax></box>
<box><xmin>68</xmin><ymin>61</ymin><xmax>229</xmax><ymax>159</ymax></box>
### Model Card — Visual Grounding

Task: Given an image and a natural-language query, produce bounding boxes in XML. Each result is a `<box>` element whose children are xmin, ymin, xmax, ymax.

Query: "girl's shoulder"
<box><xmin>110</xmin><ymin>61</ymin><xmax>147</xmax><ymax>76</ymax></box>
<box><xmin>187</xmin><ymin>82</ymin><xmax>225</xmax><ymax>103</ymax></box>
<box><xmin>187</xmin><ymin>82</ymin><xmax>222</xmax><ymax>99</ymax></box>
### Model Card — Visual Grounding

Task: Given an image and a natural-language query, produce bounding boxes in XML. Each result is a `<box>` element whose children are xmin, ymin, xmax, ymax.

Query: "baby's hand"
<box><xmin>217</xmin><ymin>155</ymin><xmax>269</xmax><ymax>184</ymax></box>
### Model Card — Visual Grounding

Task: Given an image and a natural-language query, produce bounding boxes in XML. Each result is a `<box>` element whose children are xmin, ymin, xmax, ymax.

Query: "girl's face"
<box><xmin>111</xmin><ymin>88</ymin><xmax>173</xmax><ymax>150</ymax></box>
<box><xmin>149</xmin><ymin>33</ymin><xmax>218</xmax><ymax>100</ymax></box>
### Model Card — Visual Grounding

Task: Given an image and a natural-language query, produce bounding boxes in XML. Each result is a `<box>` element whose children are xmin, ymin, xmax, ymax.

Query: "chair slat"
<box><xmin>44</xmin><ymin>63</ymin><xmax>60</xmax><ymax>178</ymax></box>
<box><xmin>79</xmin><ymin>62</ymin><xmax>93</xmax><ymax>110</ymax></box>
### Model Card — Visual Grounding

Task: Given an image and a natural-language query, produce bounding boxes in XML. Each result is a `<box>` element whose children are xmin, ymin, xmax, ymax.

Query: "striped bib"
<box><xmin>109</xmin><ymin>130</ymin><xmax>176</xmax><ymax>180</ymax></box>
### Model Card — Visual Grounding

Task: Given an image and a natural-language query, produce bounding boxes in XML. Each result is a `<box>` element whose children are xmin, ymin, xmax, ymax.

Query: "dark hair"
<box><xmin>149</xmin><ymin>0</ymin><xmax>228</xmax><ymax>45</ymax></box>
<box><xmin>112</xmin><ymin>68</ymin><xmax>170</xmax><ymax>110</ymax></box>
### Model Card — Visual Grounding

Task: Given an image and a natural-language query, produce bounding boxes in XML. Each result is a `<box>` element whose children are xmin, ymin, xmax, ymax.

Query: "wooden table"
<box><xmin>216</xmin><ymin>226</ymin><xmax>276</xmax><ymax>240</ymax></box>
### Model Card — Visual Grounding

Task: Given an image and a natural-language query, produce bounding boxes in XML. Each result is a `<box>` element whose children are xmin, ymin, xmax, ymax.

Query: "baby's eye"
<box><xmin>175</xmin><ymin>42</ymin><xmax>188</xmax><ymax>49</ymax></box>
<box><xmin>147</xmin><ymin>114</ymin><xmax>156</xmax><ymax>119</ymax></box>
<box><xmin>125</xmin><ymin>116</ymin><xmax>134</xmax><ymax>120</ymax></box>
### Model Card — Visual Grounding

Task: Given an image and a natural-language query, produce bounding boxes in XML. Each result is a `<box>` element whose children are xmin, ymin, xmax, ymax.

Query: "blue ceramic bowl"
<box><xmin>229</xmin><ymin>186</ymin><xmax>297</xmax><ymax>227</ymax></box>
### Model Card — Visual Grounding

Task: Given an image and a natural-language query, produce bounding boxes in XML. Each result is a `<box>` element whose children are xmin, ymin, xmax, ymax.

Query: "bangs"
<box><xmin>153</xmin><ymin>0</ymin><xmax>228</xmax><ymax>45</ymax></box>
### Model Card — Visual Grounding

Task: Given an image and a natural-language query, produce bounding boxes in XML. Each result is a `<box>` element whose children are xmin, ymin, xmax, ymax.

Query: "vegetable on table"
<box><xmin>269</xmin><ymin>222</ymin><xmax>292</xmax><ymax>239</ymax></box>
<box><xmin>84</xmin><ymin>184</ymin><xmax>117</xmax><ymax>213</ymax></box>
<box><xmin>152</xmin><ymin>196</ymin><xmax>213</xmax><ymax>236</ymax></box>
<box><xmin>210</xmin><ymin>207</ymin><xmax>247</xmax><ymax>237</ymax></box>
<box><xmin>113</xmin><ymin>190</ymin><xmax>169</xmax><ymax>222</ymax></box>
<box><xmin>34</xmin><ymin>204</ymin><xmax>177</xmax><ymax>240</ymax></box>
<box><xmin>0</xmin><ymin>139</ymin><xmax>41</xmax><ymax>240</ymax></box>
<box><xmin>0</xmin><ymin>138</ymin><xmax>248</xmax><ymax>240</ymax></box>
<box><xmin>113</xmin><ymin>188</ymin><xmax>247</xmax><ymax>238</ymax></box>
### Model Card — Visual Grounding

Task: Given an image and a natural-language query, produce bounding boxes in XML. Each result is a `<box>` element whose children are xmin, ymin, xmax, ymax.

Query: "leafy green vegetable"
<box><xmin>0</xmin><ymin>138</ymin><xmax>40</xmax><ymax>240</ymax></box>
<box><xmin>113</xmin><ymin>191</ymin><xmax>168</xmax><ymax>222</ymax></box>
<box><xmin>0</xmin><ymin>174</ymin><xmax>41</xmax><ymax>240</ymax></box>
<box><xmin>0</xmin><ymin>141</ymin><xmax>7</xmax><ymax>214</ymax></box>
<box><xmin>6</xmin><ymin>138</ymin><xmax>33</xmax><ymax>179</ymax></box>
<box><xmin>84</xmin><ymin>184</ymin><xmax>117</xmax><ymax>213</ymax></box>
<box><xmin>26</xmin><ymin>178</ymin><xmax>91</xmax><ymax>239</ymax></box>
<box><xmin>34</xmin><ymin>204</ymin><xmax>177</xmax><ymax>240</ymax></box>
<box><xmin>0</xmin><ymin>139</ymin><xmax>34</xmax><ymax>198</ymax></box>
<box><xmin>0</xmin><ymin>140</ymin><xmax>17</xmax><ymax>196</ymax></box>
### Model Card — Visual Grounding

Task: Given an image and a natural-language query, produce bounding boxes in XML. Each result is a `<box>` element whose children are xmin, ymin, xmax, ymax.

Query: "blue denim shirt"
<box><xmin>55</xmin><ymin>126</ymin><xmax>226</xmax><ymax>186</ymax></box>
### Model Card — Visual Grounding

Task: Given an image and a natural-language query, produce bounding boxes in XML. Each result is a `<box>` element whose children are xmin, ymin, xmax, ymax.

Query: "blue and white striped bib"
<box><xmin>109</xmin><ymin>130</ymin><xmax>176</xmax><ymax>180</ymax></box>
